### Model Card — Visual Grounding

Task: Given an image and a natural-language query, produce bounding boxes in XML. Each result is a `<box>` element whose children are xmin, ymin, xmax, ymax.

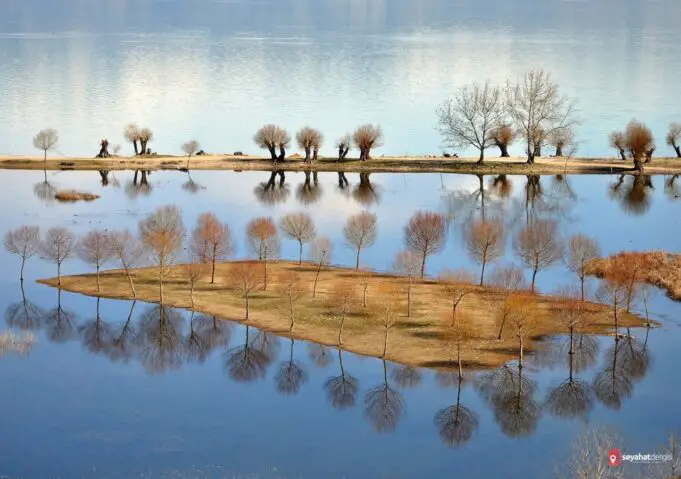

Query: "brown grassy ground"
<box><xmin>38</xmin><ymin>261</ymin><xmax>648</xmax><ymax>371</ymax></box>
<box><xmin>588</xmin><ymin>251</ymin><xmax>681</xmax><ymax>300</ymax></box>
<box><xmin>3</xmin><ymin>154</ymin><xmax>681</xmax><ymax>175</ymax></box>
<box><xmin>54</xmin><ymin>190</ymin><xmax>100</xmax><ymax>202</ymax></box>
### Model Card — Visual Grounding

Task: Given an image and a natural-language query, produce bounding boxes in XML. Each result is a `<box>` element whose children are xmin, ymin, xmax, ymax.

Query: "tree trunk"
<box><xmin>96</xmin><ymin>264</ymin><xmax>100</xmax><ymax>292</ymax></box>
<box><xmin>633</xmin><ymin>154</ymin><xmax>644</xmax><ymax>172</ymax></box>
<box><xmin>304</xmin><ymin>146</ymin><xmax>311</xmax><ymax>163</ymax></box>
<box><xmin>555</xmin><ymin>145</ymin><xmax>563</xmax><ymax>157</ymax></box>
<box><xmin>133</xmin><ymin>140</ymin><xmax>139</xmax><ymax>156</ymax></box>
<box><xmin>479</xmin><ymin>261</ymin><xmax>486</xmax><ymax>286</ymax></box>
<box><xmin>363</xmin><ymin>284</ymin><xmax>367</xmax><ymax>308</ymax></box>
<box><xmin>268</xmin><ymin>146</ymin><xmax>277</xmax><ymax>161</ymax></box>
<box><xmin>420</xmin><ymin>251</ymin><xmax>427</xmax><ymax>279</ymax></box>
<box><xmin>264</xmin><ymin>260</ymin><xmax>268</xmax><ymax>291</ymax></box>
<box><xmin>278</xmin><ymin>145</ymin><xmax>286</xmax><ymax>162</ymax></box>
<box><xmin>342</xmin><ymin>147</ymin><xmax>349</xmax><ymax>161</ymax></box>
<box><xmin>289</xmin><ymin>288</ymin><xmax>294</xmax><ymax>331</ymax></box>
<box><xmin>20</xmin><ymin>257</ymin><xmax>26</xmax><ymax>282</ymax></box>
<box><xmin>382</xmin><ymin>326</ymin><xmax>388</xmax><ymax>358</ymax></box>
<box><xmin>337</xmin><ymin>146</ymin><xmax>343</xmax><ymax>162</ymax></box>
<box><xmin>313</xmin><ymin>259</ymin><xmax>322</xmax><ymax>298</ymax></box>
<box><xmin>407</xmin><ymin>276</ymin><xmax>412</xmax><ymax>318</ymax></box>
<box><xmin>618</xmin><ymin>149</ymin><xmax>627</xmax><ymax>161</ymax></box>
<box><xmin>313</xmin><ymin>147</ymin><xmax>319</xmax><ymax>162</ymax></box>
<box><xmin>245</xmin><ymin>292</ymin><xmax>249</xmax><ymax>320</ymax></box>
<box><xmin>211</xmin><ymin>255</ymin><xmax>216</xmax><ymax>284</ymax></box>
<box><xmin>355</xmin><ymin>246</ymin><xmax>361</xmax><ymax>270</ymax></box>
<box><xmin>57</xmin><ymin>262</ymin><xmax>61</xmax><ymax>287</ymax></box>
<box><xmin>186</xmin><ymin>155</ymin><xmax>191</xmax><ymax>170</ymax></box>
<box><xmin>497</xmin><ymin>142</ymin><xmax>510</xmax><ymax>158</ymax></box>
<box><xmin>44</xmin><ymin>150</ymin><xmax>47</xmax><ymax>162</ymax></box>
<box><xmin>674</xmin><ymin>145</ymin><xmax>681</xmax><ymax>158</ymax></box>
<box><xmin>190</xmin><ymin>284</ymin><xmax>195</xmax><ymax>309</ymax></box>
<box><xmin>125</xmin><ymin>268</ymin><xmax>136</xmax><ymax>298</ymax></box>
<box><xmin>519</xmin><ymin>335</ymin><xmax>524</xmax><ymax>369</ymax></box>
<box><xmin>569</xmin><ymin>326</ymin><xmax>574</xmax><ymax>355</ymax></box>
<box><xmin>298</xmin><ymin>240</ymin><xmax>303</xmax><ymax>265</ymax></box>
<box><xmin>457</xmin><ymin>343</ymin><xmax>463</xmax><ymax>379</ymax></box>
<box><xmin>531</xmin><ymin>268</ymin><xmax>538</xmax><ymax>292</ymax></box>
<box><xmin>477</xmin><ymin>149</ymin><xmax>484</xmax><ymax>165</ymax></box>
<box><xmin>497</xmin><ymin>315</ymin><xmax>506</xmax><ymax>340</ymax></box>
<box><xmin>580</xmin><ymin>275</ymin><xmax>585</xmax><ymax>302</ymax></box>
<box><xmin>159</xmin><ymin>261</ymin><xmax>164</xmax><ymax>304</ymax></box>
<box><xmin>338</xmin><ymin>314</ymin><xmax>346</xmax><ymax>346</ymax></box>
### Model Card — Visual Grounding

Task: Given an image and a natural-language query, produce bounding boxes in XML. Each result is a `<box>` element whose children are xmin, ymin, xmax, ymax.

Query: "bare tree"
<box><xmin>489</xmin><ymin>263</ymin><xmax>527</xmax><ymax>293</ymax></box>
<box><xmin>33</xmin><ymin>128</ymin><xmax>59</xmax><ymax>162</ymax></box>
<box><xmin>181</xmin><ymin>140</ymin><xmax>201</xmax><ymax>169</ymax></box>
<box><xmin>138</xmin><ymin>127</ymin><xmax>154</xmax><ymax>154</ymax></box>
<box><xmin>436</xmin><ymin>81</ymin><xmax>503</xmax><ymax>164</ymax></box>
<box><xmin>490</xmin><ymin>123</ymin><xmax>514</xmax><ymax>157</ymax></box>
<box><xmin>229</xmin><ymin>263</ymin><xmax>261</xmax><ymax>320</ymax></box>
<box><xmin>440</xmin><ymin>269</ymin><xmax>476</xmax><ymax>324</ymax></box>
<box><xmin>465</xmin><ymin>218</ymin><xmax>504</xmax><ymax>285</ymax></box>
<box><xmin>393</xmin><ymin>250</ymin><xmax>420</xmax><ymax>318</ymax></box>
<box><xmin>124</xmin><ymin>123</ymin><xmax>141</xmax><ymax>155</ymax></box>
<box><xmin>309</xmin><ymin>236</ymin><xmax>332</xmax><ymax>298</ymax></box>
<box><xmin>596</xmin><ymin>277</ymin><xmax>627</xmax><ymax>340</ymax></box>
<box><xmin>623</xmin><ymin>120</ymin><xmax>654</xmax><ymax>172</ymax></box>
<box><xmin>41</xmin><ymin>227</ymin><xmax>76</xmax><ymax>287</ymax></box>
<box><xmin>549</xmin><ymin>126</ymin><xmax>575</xmax><ymax>157</ymax></box>
<box><xmin>609</xmin><ymin>131</ymin><xmax>628</xmax><ymax>161</ymax></box>
<box><xmin>555</xmin><ymin>286</ymin><xmax>588</xmax><ymax>355</ymax></box>
<box><xmin>336</xmin><ymin>134</ymin><xmax>352</xmax><ymax>162</ymax></box>
<box><xmin>107</xmin><ymin>229</ymin><xmax>143</xmax><ymax>298</ymax></box>
<box><xmin>183</xmin><ymin>259</ymin><xmax>208</xmax><ymax>309</ymax></box>
<box><xmin>278</xmin><ymin>271</ymin><xmax>303</xmax><ymax>332</ymax></box>
<box><xmin>379</xmin><ymin>297</ymin><xmax>397</xmax><ymax>358</ymax></box>
<box><xmin>190</xmin><ymin>212</ymin><xmax>235</xmax><ymax>284</ymax></box>
<box><xmin>4</xmin><ymin>225</ymin><xmax>40</xmax><ymax>282</ymax></box>
<box><xmin>254</xmin><ymin>124</ymin><xmax>290</xmax><ymax>162</ymax></box>
<box><xmin>279</xmin><ymin>212</ymin><xmax>316</xmax><ymax>264</ymax></box>
<box><xmin>505</xmin><ymin>69</ymin><xmax>579</xmax><ymax>164</ymax></box>
<box><xmin>565</xmin><ymin>233</ymin><xmax>601</xmax><ymax>301</ymax></box>
<box><xmin>513</xmin><ymin>219</ymin><xmax>562</xmax><ymax>291</ymax></box>
<box><xmin>329</xmin><ymin>284</ymin><xmax>356</xmax><ymax>346</ymax></box>
<box><xmin>404</xmin><ymin>211</ymin><xmax>446</xmax><ymax>278</ymax></box>
<box><xmin>77</xmin><ymin>230</ymin><xmax>113</xmax><ymax>292</ymax></box>
<box><xmin>112</xmin><ymin>144</ymin><xmax>122</xmax><ymax>157</ymax></box>
<box><xmin>353</xmin><ymin>124</ymin><xmax>384</xmax><ymax>161</ymax></box>
<box><xmin>246</xmin><ymin>217</ymin><xmax>280</xmax><ymax>290</ymax></box>
<box><xmin>506</xmin><ymin>292</ymin><xmax>538</xmax><ymax>368</ymax></box>
<box><xmin>667</xmin><ymin>123</ymin><xmax>681</xmax><ymax>158</ymax></box>
<box><xmin>296</xmin><ymin>127</ymin><xmax>324</xmax><ymax>163</ymax></box>
<box><xmin>343</xmin><ymin>211</ymin><xmax>378</xmax><ymax>270</ymax></box>
<box><xmin>557</xmin><ymin>427</ymin><xmax>624</xmax><ymax>479</ymax></box>
<box><xmin>138</xmin><ymin>205</ymin><xmax>186</xmax><ymax>303</ymax></box>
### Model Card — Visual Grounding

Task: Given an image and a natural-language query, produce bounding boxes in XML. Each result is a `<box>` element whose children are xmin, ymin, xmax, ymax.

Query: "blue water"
<box><xmin>0</xmin><ymin>169</ymin><xmax>679</xmax><ymax>478</ymax></box>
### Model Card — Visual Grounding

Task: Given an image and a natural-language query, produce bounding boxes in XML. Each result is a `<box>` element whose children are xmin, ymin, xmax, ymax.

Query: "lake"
<box><xmin>0</xmin><ymin>168</ymin><xmax>680</xmax><ymax>478</ymax></box>
<box><xmin>1</xmin><ymin>0</ymin><xmax>680</xmax><ymax>158</ymax></box>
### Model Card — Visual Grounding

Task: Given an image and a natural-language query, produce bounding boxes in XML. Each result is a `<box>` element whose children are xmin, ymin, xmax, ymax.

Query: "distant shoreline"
<box><xmin>2</xmin><ymin>154</ymin><xmax>680</xmax><ymax>175</ymax></box>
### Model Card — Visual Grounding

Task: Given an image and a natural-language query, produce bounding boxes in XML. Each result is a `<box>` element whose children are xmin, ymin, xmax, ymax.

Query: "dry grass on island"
<box><xmin>39</xmin><ymin>260</ymin><xmax>648</xmax><ymax>371</ymax></box>
<box><xmin>588</xmin><ymin>251</ymin><xmax>681</xmax><ymax>301</ymax></box>
<box><xmin>54</xmin><ymin>189</ymin><xmax>100</xmax><ymax>202</ymax></box>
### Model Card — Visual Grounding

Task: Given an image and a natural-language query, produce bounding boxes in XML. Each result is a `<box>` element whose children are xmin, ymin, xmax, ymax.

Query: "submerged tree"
<box><xmin>274</xmin><ymin>338</ymin><xmax>308</xmax><ymax>395</ymax></box>
<box><xmin>246</xmin><ymin>217</ymin><xmax>280</xmax><ymax>290</ymax></box>
<box><xmin>491</xmin><ymin>124</ymin><xmax>514</xmax><ymax>158</ymax></box>
<box><xmin>4</xmin><ymin>225</ymin><xmax>40</xmax><ymax>282</ymax></box>
<box><xmin>254</xmin><ymin>124</ymin><xmax>290</xmax><ymax>162</ymax></box>
<box><xmin>190</xmin><ymin>212</ymin><xmax>235</xmax><ymax>284</ymax></box>
<box><xmin>33</xmin><ymin>128</ymin><xmax>59</xmax><ymax>162</ymax></box>
<box><xmin>138</xmin><ymin>205</ymin><xmax>185</xmax><ymax>303</ymax></box>
<box><xmin>107</xmin><ymin>229</ymin><xmax>144</xmax><ymax>298</ymax></box>
<box><xmin>343</xmin><ymin>211</ymin><xmax>378</xmax><ymax>270</ymax></box>
<box><xmin>465</xmin><ymin>218</ymin><xmax>504</xmax><ymax>285</ymax></box>
<box><xmin>436</xmin><ymin>81</ymin><xmax>503</xmax><ymax>164</ymax></box>
<box><xmin>513</xmin><ymin>219</ymin><xmax>562</xmax><ymax>292</ymax></box>
<box><xmin>404</xmin><ymin>211</ymin><xmax>446</xmax><ymax>278</ymax></box>
<box><xmin>364</xmin><ymin>359</ymin><xmax>404</xmax><ymax>433</ymax></box>
<box><xmin>308</xmin><ymin>236</ymin><xmax>333</xmax><ymax>298</ymax></box>
<box><xmin>505</xmin><ymin>69</ymin><xmax>579</xmax><ymax>164</ymax></box>
<box><xmin>77</xmin><ymin>230</ymin><xmax>112</xmax><ymax>292</ymax></box>
<box><xmin>565</xmin><ymin>233</ymin><xmax>601</xmax><ymax>302</ymax></box>
<box><xmin>296</xmin><ymin>127</ymin><xmax>324</xmax><ymax>163</ymax></box>
<box><xmin>393</xmin><ymin>250</ymin><xmax>420</xmax><ymax>318</ymax></box>
<box><xmin>324</xmin><ymin>349</ymin><xmax>359</xmax><ymax>409</ymax></box>
<box><xmin>41</xmin><ymin>227</ymin><xmax>76</xmax><ymax>287</ymax></box>
<box><xmin>279</xmin><ymin>212</ymin><xmax>316</xmax><ymax>264</ymax></box>
<box><xmin>353</xmin><ymin>124</ymin><xmax>384</xmax><ymax>161</ymax></box>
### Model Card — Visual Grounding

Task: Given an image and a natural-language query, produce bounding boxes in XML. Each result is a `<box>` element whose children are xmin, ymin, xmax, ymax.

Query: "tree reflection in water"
<box><xmin>79</xmin><ymin>297</ymin><xmax>114</xmax><ymax>355</ymax></box>
<box><xmin>609</xmin><ymin>174</ymin><xmax>654</xmax><ymax>216</ymax></box>
<box><xmin>182</xmin><ymin>171</ymin><xmax>205</xmax><ymax>194</ymax></box>
<box><xmin>325</xmin><ymin>349</ymin><xmax>359</xmax><ymax>410</ymax></box>
<box><xmin>195</xmin><ymin>314</ymin><xmax>232</xmax><ymax>352</ymax></box>
<box><xmin>183</xmin><ymin>311</ymin><xmax>211</xmax><ymax>364</ymax></box>
<box><xmin>352</xmin><ymin>172</ymin><xmax>381</xmax><ymax>206</ymax></box>
<box><xmin>224</xmin><ymin>325</ymin><xmax>269</xmax><ymax>382</ymax></box>
<box><xmin>434</xmin><ymin>373</ymin><xmax>479</xmax><ymax>448</ymax></box>
<box><xmin>43</xmin><ymin>289</ymin><xmax>77</xmax><ymax>343</ymax></box>
<box><xmin>136</xmin><ymin>304</ymin><xmax>184</xmax><ymax>374</ymax></box>
<box><xmin>391</xmin><ymin>365</ymin><xmax>422</xmax><ymax>389</ymax></box>
<box><xmin>476</xmin><ymin>364</ymin><xmax>541</xmax><ymax>438</ymax></box>
<box><xmin>275</xmin><ymin>338</ymin><xmax>308</xmax><ymax>395</ymax></box>
<box><xmin>33</xmin><ymin>170</ymin><xmax>56</xmax><ymax>203</ymax></box>
<box><xmin>593</xmin><ymin>337</ymin><xmax>633</xmax><ymax>410</ymax></box>
<box><xmin>336</xmin><ymin>172</ymin><xmax>350</xmax><ymax>196</ymax></box>
<box><xmin>254</xmin><ymin>171</ymin><xmax>290</xmax><ymax>206</ymax></box>
<box><xmin>296</xmin><ymin>171</ymin><xmax>322</xmax><ymax>206</ymax></box>
<box><xmin>307</xmin><ymin>343</ymin><xmax>333</xmax><ymax>368</ymax></box>
<box><xmin>4</xmin><ymin>283</ymin><xmax>44</xmax><ymax>331</ymax></box>
<box><xmin>105</xmin><ymin>300</ymin><xmax>138</xmax><ymax>363</ymax></box>
<box><xmin>664</xmin><ymin>174</ymin><xmax>680</xmax><ymax>200</ymax></box>
<box><xmin>125</xmin><ymin>170</ymin><xmax>153</xmax><ymax>199</ymax></box>
<box><xmin>364</xmin><ymin>359</ymin><xmax>404</xmax><ymax>433</ymax></box>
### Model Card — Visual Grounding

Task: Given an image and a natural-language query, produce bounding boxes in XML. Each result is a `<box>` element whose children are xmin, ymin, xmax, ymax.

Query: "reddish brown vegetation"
<box><xmin>190</xmin><ymin>212</ymin><xmax>235</xmax><ymax>283</ymax></box>
<box><xmin>246</xmin><ymin>217</ymin><xmax>280</xmax><ymax>289</ymax></box>
<box><xmin>404</xmin><ymin>211</ymin><xmax>447</xmax><ymax>278</ymax></box>
<box><xmin>54</xmin><ymin>190</ymin><xmax>100</xmax><ymax>202</ymax></box>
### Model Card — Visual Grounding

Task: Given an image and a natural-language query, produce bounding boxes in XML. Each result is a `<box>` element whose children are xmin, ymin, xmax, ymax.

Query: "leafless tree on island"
<box><xmin>138</xmin><ymin>205</ymin><xmax>186</xmax><ymax>304</ymax></box>
<box><xmin>505</xmin><ymin>69</ymin><xmax>579</xmax><ymax>164</ymax></box>
<box><xmin>404</xmin><ymin>211</ymin><xmax>446</xmax><ymax>278</ymax></box>
<box><xmin>440</xmin><ymin>269</ymin><xmax>476</xmax><ymax>325</ymax></box>
<box><xmin>609</xmin><ymin>131</ymin><xmax>628</xmax><ymax>162</ymax></box>
<box><xmin>183</xmin><ymin>259</ymin><xmax>208</xmax><ymax>309</ymax></box>
<box><xmin>328</xmin><ymin>284</ymin><xmax>356</xmax><ymax>347</ymax></box>
<box><xmin>667</xmin><ymin>123</ymin><xmax>681</xmax><ymax>158</ymax></box>
<box><xmin>513</xmin><ymin>219</ymin><xmax>563</xmax><ymax>292</ymax></box>
<box><xmin>229</xmin><ymin>263</ymin><xmax>261</xmax><ymax>321</ymax></box>
<box><xmin>308</xmin><ymin>236</ymin><xmax>333</xmax><ymax>298</ymax></box>
<box><xmin>254</xmin><ymin>124</ymin><xmax>290</xmax><ymax>162</ymax></box>
<box><xmin>190</xmin><ymin>212</ymin><xmax>235</xmax><ymax>284</ymax></box>
<box><xmin>138</xmin><ymin>128</ymin><xmax>154</xmax><ymax>154</ymax></box>
<box><xmin>279</xmin><ymin>212</ymin><xmax>316</xmax><ymax>264</ymax></box>
<box><xmin>465</xmin><ymin>218</ymin><xmax>504</xmax><ymax>285</ymax></box>
<box><xmin>343</xmin><ymin>211</ymin><xmax>377</xmax><ymax>270</ymax></box>
<box><xmin>296</xmin><ymin>127</ymin><xmax>324</xmax><ymax>163</ymax></box>
<box><xmin>124</xmin><ymin>123</ymin><xmax>141</xmax><ymax>155</ymax></box>
<box><xmin>353</xmin><ymin>124</ymin><xmax>383</xmax><ymax>161</ymax></box>
<box><xmin>107</xmin><ymin>229</ymin><xmax>144</xmax><ymax>298</ymax></box>
<box><xmin>596</xmin><ymin>277</ymin><xmax>627</xmax><ymax>341</ymax></box>
<box><xmin>277</xmin><ymin>271</ymin><xmax>303</xmax><ymax>332</ymax></box>
<box><xmin>181</xmin><ymin>140</ymin><xmax>201</xmax><ymax>169</ymax></box>
<box><xmin>4</xmin><ymin>225</ymin><xmax>40</xmax><ymax>282</ymax></box>
<box><xmin>490</xmin><ymin>124</ymin><xmax>515</xmax><ymax>158</ymax></box>
<box><xmin>336</xmin><ymin>134</ymin><xmax>352</xmax><ymax>162</ymax></box>
<box><xmin>41</xmin><ymin>227</ymin><xmax>76</xmax><ymax>287</ymax></box>
<box><xmin>565</xmin><ymin>233</ymin><xmax>601</xmax><ymax>302</ymax></box>
<box><xmin>246</xmin><ymin>216</ymin><xmax>280</xmax><ymax>290</ymax></box>
<box><xmin>377</xmin><ymin>295</ymin><xmax>397</xmax><ymax>359</ymax></box>
<box><xmin>33</xmin><ymin>128</ymin><xmax>59</xmax><ymax>162</ymax></box>
<box><xmin>77</xmin><ymin>230</ymin><xmax>113</xmax><ymax>292</ymax></box>
<box><xmin>436</xmin><ymin>81</ymin><xmax>503</xmax><ymax>164</ymax></box>
<box><xmin>392</xmin><ymin>250</ymin><xmax>420</xmax><ymax>318</ymax></box>
<box><xmin>623</xmin><ymin>119</ymin><xmax>654</xmax><ymax>172</ymax></box>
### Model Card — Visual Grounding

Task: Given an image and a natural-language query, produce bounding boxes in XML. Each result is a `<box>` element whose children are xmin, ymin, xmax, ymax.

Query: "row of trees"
<box><xmin>609</xmin><ymin>121</ymin><xmax>681</xmax><ymax>171</ymax></box>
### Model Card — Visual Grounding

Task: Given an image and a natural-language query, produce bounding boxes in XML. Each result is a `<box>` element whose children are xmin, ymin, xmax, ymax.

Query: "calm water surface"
<box><xmin>0</xmin><ymin>169</ymin><xmax>680</xmax><ymax>478</ymax></box>
<box><xmin>0</xmin><ymin>0</ymin><xmax>680</xmax><ymax>157</ymax></box>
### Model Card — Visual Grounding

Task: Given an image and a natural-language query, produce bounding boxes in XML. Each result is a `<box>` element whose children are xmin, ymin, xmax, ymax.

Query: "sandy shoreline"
<box><xmin>2</xmin><ymin>154</ymin><xmax>681</xmax><ymax>175</ymax></box>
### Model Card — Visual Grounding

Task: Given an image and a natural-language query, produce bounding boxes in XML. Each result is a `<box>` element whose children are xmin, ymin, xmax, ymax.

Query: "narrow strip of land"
<box><xmin>4</xmin><ymin>154</ymin><xmax>681</xmax><ymax>175</ymax></box>
<box><xmin>39</xmin><ymin>261</ymin><xmax>647</xmax><ymax>371</ymax></box>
